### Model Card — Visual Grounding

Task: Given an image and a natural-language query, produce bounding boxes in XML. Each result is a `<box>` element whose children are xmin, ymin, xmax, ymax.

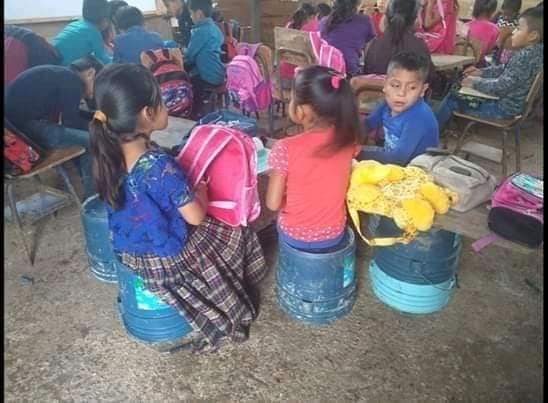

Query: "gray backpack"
<box><xmin>409</xmin><ymin>153</ymin><xmax>497</xmax><ymax>212</ymax></box>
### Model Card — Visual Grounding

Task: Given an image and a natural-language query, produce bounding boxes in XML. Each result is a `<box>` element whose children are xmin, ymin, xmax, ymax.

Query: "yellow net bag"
<box><xmin>346</xmin><ymin>160</ymin><xmax>458</xmax><ymax>246</ymax></box>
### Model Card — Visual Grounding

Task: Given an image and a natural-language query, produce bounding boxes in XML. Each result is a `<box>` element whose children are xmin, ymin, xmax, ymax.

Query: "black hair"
<box><xmin>472</xmin><ymin>0</ymin><xmax>498</xmax><ymax>18</ymax></box>
<box><xmin>289</xmin><ymin>3</ymin><xmax>316</xmax><ymax>29</ymax></box>
<box><xmin>325</xmin><ymin>0</ymin><xmax>359</xmax><ymax>33</ymax></box>
<box><xmin>520</xmin><ymin>6</ymin><xmax>544</xmax><ymax>42</ymax></box>
<box><xmin>114</xmin><ymin>6</ymin><xmax>145</xmax><ymax>31</ymax></box>
<box><xmin>83</xmin><ymin>0</ymin><xmax>110</xmax><ymax>25</ymax></box>
<box><xmin>293</xmin><ymin>65</ymin><xmax>361</xmax><ymax>153</ymax></box>
<box><xmin>316</xmin><ymin>3</ymin><xmax>332</xmax><ymax>18</ymax></box>
<box><xmin>386</xmin><ymin>0</ymin><xmax>420</xmax><ymax>47</ymax></box>
<box><xmin>108</xmin><ymin>0</ymin><xmax>128</xmax><ymax>31</ymax></box>
<box><xmin>90</xmin><ymin>64</ymin><xmax>163</xmax><ymax>209</ymax></box>
<box><xmin>70</xmin><ymin>55</ymin><xmax>104</xmax><ymax>74</ymax></box>
<box><xmin>188</xmin><ymin>0</ymin><xmax>213</xmax><ymax>17</ymax></box>
<box><xmin>501</xmin><ymin>0</ymin><xmax>522</xmax><ymax>14</ymax></box>
<box><xmin>387</xmin><ymin>51</ymin><xmax>430</xmax><ymax>82</ymax></box>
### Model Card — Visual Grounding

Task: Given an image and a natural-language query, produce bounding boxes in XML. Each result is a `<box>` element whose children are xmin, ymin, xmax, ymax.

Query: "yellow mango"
<box><xmin>350</xmin><ymin>160</ymin><xmax>391</xmax><ymax>186</ymax></box>
<box><xmin>385</xmin><ymin>164</ymin><xmax>405</xmax><ymax>182</ymax></box>
<box><xmin>420</xmin><ymin>182</ymin><xmax>450</xmax><ymax>214</ymax></box>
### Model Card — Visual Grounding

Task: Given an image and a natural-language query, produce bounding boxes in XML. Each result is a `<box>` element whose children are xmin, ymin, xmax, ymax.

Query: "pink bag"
<box><xmin>308</xmin><ymin>32</ymin><xmax>346</xmax><ymax>75</ymax></box>
<box><xmin>490</xmin><ymin>173</ymin><xmax>543</xmax><ymax>223</ymax></box>
<box><xmin>226</xmin><ymin>55</ymin><xmax>273</xmax><ymax>113</ymax></box>
<box><xmin>416</xmin><ymin>0</ymin><xmax>447</xmax><ymax>53</ymax></box>
<box><xmin>176</xmin><ymin>124</ymin><xmax>261</xmax><ymax>227</ymax></box>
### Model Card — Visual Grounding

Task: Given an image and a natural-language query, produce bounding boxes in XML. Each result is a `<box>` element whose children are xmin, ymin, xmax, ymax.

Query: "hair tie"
<box><xmin>94</xmin><ymin>110</ymin><xmax>107</xmax><ymax>124</ymax></box>
<box><xmin>331</xmin><ymin>75</ymin><xmax>343</xmax><ymax>90</ymax></box>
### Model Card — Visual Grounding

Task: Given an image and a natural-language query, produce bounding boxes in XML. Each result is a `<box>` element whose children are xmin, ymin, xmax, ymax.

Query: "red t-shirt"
<box><xmin>268</xmin><ymin>128</ymin><xmax>359</xmax><ymax>241</ymax></box>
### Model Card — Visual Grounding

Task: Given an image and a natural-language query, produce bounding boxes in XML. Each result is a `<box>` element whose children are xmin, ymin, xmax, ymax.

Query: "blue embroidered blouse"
<box><xmin>107</xmin><ymin>150</ymin><xmax>195</xmax><ymax>257</ymax></box>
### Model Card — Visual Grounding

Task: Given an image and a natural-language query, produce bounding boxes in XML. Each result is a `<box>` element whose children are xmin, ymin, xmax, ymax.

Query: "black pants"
<box><xmin>189</xmin><ymin>75</ymin><xmax>224</xmax><ymax>120</ymax></box>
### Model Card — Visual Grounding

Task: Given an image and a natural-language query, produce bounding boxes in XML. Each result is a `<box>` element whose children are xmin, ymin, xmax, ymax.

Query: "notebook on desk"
<box><xmin>458</xmin><ymin>87</ymin><xmax>499</xmax><ymax>100</ymax></box>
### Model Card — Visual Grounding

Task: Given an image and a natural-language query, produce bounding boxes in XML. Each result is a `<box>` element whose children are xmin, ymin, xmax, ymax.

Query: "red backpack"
<box><xmin>4</xmin><ymin>119</ymin><xmax>44</xmax><ymax>176</ymax></box>
<box><xmin>141</xmin><ymin>48</ymin><xmax>193</xmax><ymax>118</ymax></box>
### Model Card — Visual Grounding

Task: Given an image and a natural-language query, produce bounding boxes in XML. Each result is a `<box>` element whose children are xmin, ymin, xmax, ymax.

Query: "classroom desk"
<box><xmin>431</xmin><ymin>54</ymin><xmax>476</xmax><ymax>71</ymax></box>
<box><xmin>152</xmin><ymin>116</ymin><xmax>277</xmax><ymax>234</ymax></box>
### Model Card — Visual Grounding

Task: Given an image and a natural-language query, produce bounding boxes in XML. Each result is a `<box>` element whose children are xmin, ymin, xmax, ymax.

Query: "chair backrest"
<box><xmin>521</xmin><ymin>69</ymin><xmax>544</xmax><ymax>120</ymax></box>
<box><xmin>274</xmin><ymin>27</ymin><xmax>315</xmax><ymax>67</ymax></box>
<box><xmin>453</xmin><ymin>35</ymin><xmax>482</xmax><ymax>64</ymax></box>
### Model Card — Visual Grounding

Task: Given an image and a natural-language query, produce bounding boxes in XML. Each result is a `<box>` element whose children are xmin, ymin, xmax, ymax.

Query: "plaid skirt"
<box><xmin>119</xmin><ymin>216</ymin><xmax>267</xmax><ymax>352</ymax></box>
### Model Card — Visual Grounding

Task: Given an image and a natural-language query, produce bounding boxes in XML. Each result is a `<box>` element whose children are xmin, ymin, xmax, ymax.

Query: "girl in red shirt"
<box><xmin>267</xmin><ymin>65</ymin><xmax>361</xmax><ymax>252</ymax></box>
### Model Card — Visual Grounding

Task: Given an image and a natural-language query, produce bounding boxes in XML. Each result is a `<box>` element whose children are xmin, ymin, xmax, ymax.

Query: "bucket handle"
<box><xmin>410</xmin><ymin>260</ymin><xmax>458</xmax><ymax>292</ymax></box>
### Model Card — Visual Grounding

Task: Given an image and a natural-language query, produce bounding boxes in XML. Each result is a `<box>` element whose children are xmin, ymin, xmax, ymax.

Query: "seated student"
<box><xmin>184</xmin><ymin>0</ymin><xmax>225</xmax><ymax>117</ymax></box>
<box><xmin>90</xmin><ymin>64</ymin><xmax>266</xmax><ymax>352</ymax></box>
<box><xmin>362</xmin><ymin>0</ymin><xmax>435</xmax><ymax>84</ymax></box>
<box><xmin>267</xmin><ymin>66</ymin><xmax>361</xmax><ymax>252</ymax></box>
<box><xmin>4</xmin><ymin>25</ymin><xmax>61</xmax><ymax>85</ymax></box>
<box><xmin>53</xmin><ymin>0</ymin><xmax>113</xmax><ymax>66</ymax></box>
<box><xmin>492</xmin><ymin>0</ymin><xmax>521</xmax><ymax>64</ymax></box>
<box><xmin>101</xmin><ymin>0</ymin><xmax>129</xmax><ymax>52</ymax></box>
<box><xmin>436</xmin><ymin>7</ymin><xmax>543</xmax><ymax>131</ymax></box>
<box><xmin>108</xmin><ymin>0</ymin><xmax>129</xmax><ymax>33</ymax></box>
<box><xmin>163</xmin><ymin>0</ymin><xmax>194</xmax><ymax>47</ymax></box>
<box><xmin>316</xmin><ymin>3</ymin><xmax>332</xmax><ymax>19</ymax></box>
<box><xmin>466</xmin><ymin>0</ymin><xmax>500</xmax><ymax>66</ymax></box>
<box><xmin>319</xmin><ymin>0</ymin><xmax>375</xmax><ymax>77</ymax></box>
<box><xmin>279</xmin><ymin>3</ymin><xmax>319</xmax><ymax>82</ymax></box>
<box><xmin>113</xmin><ymin>6</ymin><xmax>165</xmax><ymax>64</ymax></box>
<box><xmin>358</xmin><ymin>52</ymin><xmax>439</xmax><ymax>166</ymax></box>
<box><xmin>5</xmin><ymin>56</ymin><xmax>103</xmax><ymax>198</ymax></box>
<box><xmin>417</xmin><ymin>0</ymin><xmax>458</xmax><ymax>54</ymax></box>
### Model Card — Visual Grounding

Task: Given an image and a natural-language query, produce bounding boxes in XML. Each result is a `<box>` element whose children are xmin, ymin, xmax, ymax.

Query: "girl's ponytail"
<box><xmin>89</xmin><ymin>115</ymin><xmax>126</xmax><ymax>209</ymax></box>
<box><xmin>290</xmin><ymin>3</ymin><xmax>316</xmax><ymax>30</ymax></box>
<box><xmin>386</xmin><ymin>0</ymin><xmax>420</xmax><ymax>47</ymax></box>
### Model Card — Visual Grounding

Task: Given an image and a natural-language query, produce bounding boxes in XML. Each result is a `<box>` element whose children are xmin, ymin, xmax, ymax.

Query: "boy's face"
<box><xmin>166</xmin><ymin>0</ymin><xmax>183</xmax><ymax>17</ymax></box>
<box><xmin>511</xmin><ymin>17</ymin><xmax>539</xmax><ymax>48</ymax></box>
<box><xmin>383</xmin><ymin>68</ymin><xmax>428</xmax><ymax>116</ymax></box>
<box><xmin>189</xmin><ymin>8</ymin><xmax>205</xmax><ymax>23</ymax></box>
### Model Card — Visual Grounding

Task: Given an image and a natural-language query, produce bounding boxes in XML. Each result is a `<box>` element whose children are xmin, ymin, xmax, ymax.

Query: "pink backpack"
<box><xmin>491</xmin><ymin>173</ymin><xmax>543</xmax><ymax>223</ymax></box>
<box><xmin>308</xmin><ymin>32</ymin><xmax>346</xmax><ymax>75</ymax></box>
<box><xmin>226</xmin><ymin>54</ymin><xmax>272</xmax><ymax>113</ymax></box>
<box><xmin>415</xmin><ymin>0</ymin><xmax>448</xmax><ymax>53</ymax></box>
<box><xmin>176</xmin><ymin>124</ymin><xmax>261</xmax><ymax>227</ymax></box>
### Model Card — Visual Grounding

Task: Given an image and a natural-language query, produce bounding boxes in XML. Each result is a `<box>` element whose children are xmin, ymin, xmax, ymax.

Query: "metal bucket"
<box><xmin>80</xmin><ymin>195</ymin><xmax>117</xmax><ymax>283</ymax></box>
<box><xmin>276</xmin><ymin>228</ymin><xmax>357</xmax><ymax>325</ymax></box>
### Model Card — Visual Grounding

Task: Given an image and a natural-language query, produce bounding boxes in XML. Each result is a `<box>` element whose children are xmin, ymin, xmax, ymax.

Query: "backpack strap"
<box><xmin>348</xmin><ymin>206</ymin><xmax>412</xmax><ymax>247</ymax></box>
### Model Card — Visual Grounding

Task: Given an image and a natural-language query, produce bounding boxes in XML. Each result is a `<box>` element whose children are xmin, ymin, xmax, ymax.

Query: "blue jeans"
<box><xmin>22</xmin><ymin>120</ymin><xmax>95</xmax><ymax>198</ymax></box>
<box><xmin>277</xmin><ymin>226</ymin><xmax>348</xmax><ymax>253</ymax></box>
<box><xmin>435</xmin><ymin>91</ymin><xmax>513</xmax><ymax>132</ymax></box>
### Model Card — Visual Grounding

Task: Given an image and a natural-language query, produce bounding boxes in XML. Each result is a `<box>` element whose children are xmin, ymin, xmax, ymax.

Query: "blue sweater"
<box><xmin>360</xmin><ymin>99</ymin><xmax>439</xmax><ymax>166</ymax></box>
<box><xmin>113</xmin><ymin>26</ymin><xmax>165</xmax><ymax>64</ymax></box>
<box><xmin>53</xmin><ymin>19</ymin><xmax>112</xmax><ymax>66</ymax></box>
<box><xmin>184</xmin><ymin>17</ymin><xmax>225</xmax><ymax>85</ymax></box>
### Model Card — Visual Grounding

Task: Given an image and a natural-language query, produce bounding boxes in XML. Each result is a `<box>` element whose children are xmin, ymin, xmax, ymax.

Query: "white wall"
<box><xmin>5</xmin><ymin>0</ymin><xmax>157</xmax><ymax>22</ymax></box>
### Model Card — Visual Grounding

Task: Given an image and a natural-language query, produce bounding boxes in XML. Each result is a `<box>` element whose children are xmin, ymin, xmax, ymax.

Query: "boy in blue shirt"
<box><xmin>185</xmin><ymin>0</ymin><xmax>225</xmax><ymax>118</ymax></box>
<box><xmin>358</xmin><ymin>52</ymin><xmax>439</xmax><ymax>166</ymax></box>
<box><xmin>53</xmin><ymin>0</ymin><xmax>113</xmax><ymax>66</ymax></box>
<box><xmin>113</xmin><ymin>6</ymin><xmax>165</xmax><ymax>64</ymax></box>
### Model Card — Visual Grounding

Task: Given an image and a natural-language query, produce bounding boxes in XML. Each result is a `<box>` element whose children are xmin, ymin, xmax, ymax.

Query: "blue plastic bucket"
<box><xmin>372</xmin><ymin>216</ymin><xmax>462</xmax><ymax>285</ymax></box>
<box><xmin>369</xmin><ymin>260</ymin><xmax>456</xmax><ymax>314</ymax></box>
<box><xmin>116</xmin><ymin>261</ymin><xmax>193</xmax><ymax>344</ymax></box>
<box><xmin>276</xmin><ymin>228</ymin><xmax>357</xmax><ymax>325</ymax></box>
<box><xmin>80</xmin><ymin>195</ymin><xmax>117</xmax><ymax>283</ymax></box>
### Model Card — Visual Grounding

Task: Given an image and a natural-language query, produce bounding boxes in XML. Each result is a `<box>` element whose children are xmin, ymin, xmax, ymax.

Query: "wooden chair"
<box><xmin>453</xmin><ymin>35</ymin><xmax>482</xmax><ymax>65</ymax></box>
<box><xmin>350</xmin><ymin>75</ymin><xmax>385</xmax><ymax>116</ymax></box>
<box><xmin>452</xmin><ymin>69</ymin><xmax>543</xmax><ymax>176</ymax></box>
<box><xmin>5</xmin><ymin>147</ymin><xmax>86</xmax><ymax>265</ymax></box>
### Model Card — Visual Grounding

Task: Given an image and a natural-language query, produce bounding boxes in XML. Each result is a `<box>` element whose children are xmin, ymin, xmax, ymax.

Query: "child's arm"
<box><xmin>183</xmin><ymin>27</ymin><xmax>207</xmax><ymax>66</ymax></box>
<box><xmin>266</xmin><ymin>141</ymin><xmax>288</xmax><ymax>212</ymax></box>
<box><xmin>465</xmin><ymin>52</ymin><xmax>523</xmax><ymax>96</ymax></box>
<box><xmin>178</xmin><ymin>181</ymin><xmax>207</xmax><ymax>225</ymax></box>
<box><xmin>91</xmin><ymin>27</ymin><xmax>113</xmax><ymax>65</ymax></box>
<box><xmin>359</xmin><ymin>120</ymin><xmax>431</xmax><ymax>165</ymax></box>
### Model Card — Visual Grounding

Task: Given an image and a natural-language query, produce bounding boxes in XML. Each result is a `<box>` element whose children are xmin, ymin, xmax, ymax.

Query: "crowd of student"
<box><xmin>3</xmin><ymin>0</ymin><xmax>543</xmax><ymax>352</ymax></box>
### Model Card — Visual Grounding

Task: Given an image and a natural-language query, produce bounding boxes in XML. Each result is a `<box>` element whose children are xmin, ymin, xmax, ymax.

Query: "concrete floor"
<box><xmin>4</xmin><ymin>120</ymin><xmax>544</xmax><ymax>402</ymax></box>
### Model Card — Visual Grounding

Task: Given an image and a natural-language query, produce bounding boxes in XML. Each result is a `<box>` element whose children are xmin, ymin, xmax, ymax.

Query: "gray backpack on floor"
<box><xmin>409</xmin><ymin>153</ymin><xmax>497</xmax><ymax>212</ymax></box>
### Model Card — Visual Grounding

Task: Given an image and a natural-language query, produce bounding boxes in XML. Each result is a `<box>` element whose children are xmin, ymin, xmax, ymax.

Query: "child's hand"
<box><xmin>463</xmin><ymin>66</ymin><xmax>481</xmax><ymax>77</ymax></box>
<box><xmin>460</xmin><ymin>76</ymin><xmax>476</xmax><ymax>88</ymax></box>
<box><xmin>194</xmin><ymin>180</ymin><xmax>209</xmax><ymax>208</ymax></box>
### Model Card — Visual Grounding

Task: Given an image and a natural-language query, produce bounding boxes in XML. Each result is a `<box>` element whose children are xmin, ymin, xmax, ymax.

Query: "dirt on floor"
<box><xmin>4</xmin><ymin>120</ymin><xmax>544</xmax><ymax>402</ymax></box>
